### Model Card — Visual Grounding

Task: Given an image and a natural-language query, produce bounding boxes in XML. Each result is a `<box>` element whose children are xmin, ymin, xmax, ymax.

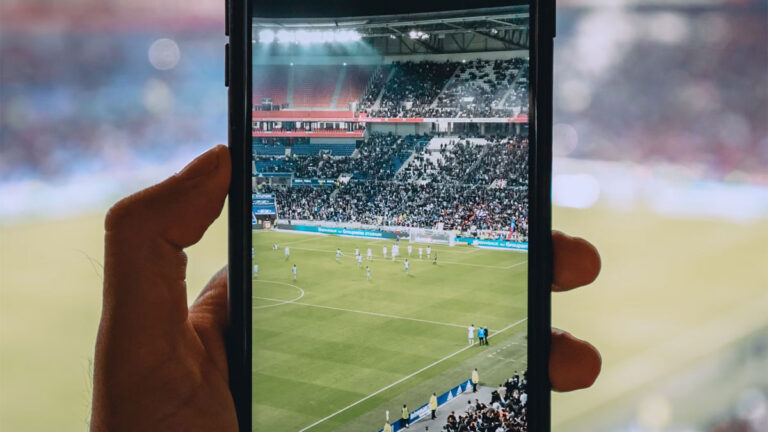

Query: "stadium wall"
<box><xmin>377</xmin><ymin>379</ymin><xmax>474</xmax><ymax>432</ymax></box>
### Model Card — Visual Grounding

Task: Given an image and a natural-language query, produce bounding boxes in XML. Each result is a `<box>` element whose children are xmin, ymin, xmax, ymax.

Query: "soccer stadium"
<box><xmin>250</xmin><ymin>6</ymin><xmax>531</xmax><ymax>432</ymax></box>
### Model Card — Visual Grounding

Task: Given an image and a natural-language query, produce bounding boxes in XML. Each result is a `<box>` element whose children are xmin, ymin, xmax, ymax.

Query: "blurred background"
<box><xmin>1</xmin><ymin>0</ymin><xmax>766</xmax><ymax>431</ymax></box>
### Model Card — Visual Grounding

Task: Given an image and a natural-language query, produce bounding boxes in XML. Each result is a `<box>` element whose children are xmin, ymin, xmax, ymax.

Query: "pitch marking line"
<box><xmin>504</xmin><ymin>260</ymin><xmax>528</xmax><ymax>269</ymax></box>
<box><xmin>252</xmin><ymin>280</ymin><xmax>305</xmax><ymax>309</ymax></box>
<box><xmin>252</xmin><ymin>297</ymin><xmax>496</xmax><ymax>332</ymax></box>
<box><xmin>297</xmin><ymin>317</ymin><xmax>528</xmax><ymax>432</ymax></box>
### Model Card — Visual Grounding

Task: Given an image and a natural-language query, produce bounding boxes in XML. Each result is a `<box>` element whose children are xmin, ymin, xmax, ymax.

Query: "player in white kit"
<box><xmin>284</xmin><ymin>246</ymin><xmax>290</xmax><ymax>260</ymax></box>
<box><xmin>357</xmin><ymin>254</ymin><xmax>363</xmax><ymax>267</ymax></box>
<box><xmin>292</xmin><ymin>264</ymin><xmax>297</xmax><ymax>280</ymax></box>
<box><xmin>404</xmin><ymin>259</ymin><xmax>409</xmax><ymax>274</ymax></box>
<box><xmin>407</xmin><ymin>245</ymin><xmax>412</xmax><ymax>256</ymax></box>
<box><xmin>383</xmin><ymin>246</ymin><xmax>387</xmax><ymax>258</ymax></box>
<box><xmin>468</xmin><ymin>324</ymin><xmax>475</xmax><ymax>345</ymax></box>
<box><xmin>366</xmin><ymin>266</ymin><xmax>371</xmax><ymax>280</ymax></box>
<box><xmin>418</xmin><ymin>247</ymin><xmax>423</xmax><ymax>259</ymax></box>
<box><xmin>427</xmin><ymin>246</ymin><xmax>431</xmax><ymax>258</ymax></box>
<box><xmin>253</xmin><ymin>263</ymin><xmax>258</xmax><ymax>277</ymax></box>
<box><xmin>336</xmin><ymin>248</ymin><xmax>341</xmax><ymax>261</ymax></box>
<box><xmin>367</xmin><ymin>248</ymin><xmax>373</xmax><ymax>260</ymax></box>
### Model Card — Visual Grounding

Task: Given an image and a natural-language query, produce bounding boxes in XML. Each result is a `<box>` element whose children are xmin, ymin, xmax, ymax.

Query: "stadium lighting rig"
<box><xmin>258</xmin><ymin>29</ymin><xmax>362</xmax><ymax>44</ymax></box>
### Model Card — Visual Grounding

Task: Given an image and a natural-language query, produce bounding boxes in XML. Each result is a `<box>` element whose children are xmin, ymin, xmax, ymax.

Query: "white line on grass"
<box><xmin>252</xmin><ymin>280</ymin><xmax>305</xmax><ymax>309</ymax></box>
<box><xmin>252</xmin><ymin>297</ymin><xmax>491</xmax><ymax>331</ymax></box>
<box><xmin>297</xmin><ymin>317</ymin><xmax>528</xmax><ymax>432</ymax></box>
<box><xmin>504</xmin><ymin>260</ymin><xmax>528</xmax><ymax>269</ymax></box>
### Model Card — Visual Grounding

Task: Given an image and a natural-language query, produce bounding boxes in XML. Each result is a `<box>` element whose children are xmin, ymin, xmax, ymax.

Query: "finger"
<box><xmin>549</xmin><ymin>328</ymin><xmax>601</xmax><ymax>391</ymax></box>
<box><xmin>101</xmin><ymin>145</ymin><xmax>230</xmax><ymax>333</ymax></box>
<box><xmin>189</xmin><ymin>266</ymin><xmax>229</xmax><ymax>377</ymax></box>
<box><xmin>552</xmin><ymin>231</ymin><xmax>601</xmax><ymax>292</ymax></box>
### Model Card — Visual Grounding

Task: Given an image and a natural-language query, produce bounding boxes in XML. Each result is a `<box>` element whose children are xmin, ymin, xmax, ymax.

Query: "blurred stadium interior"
<box><xmin>0</xmin><ymin>0</ymin><xmax>766</xmax><ymax>431</ymax></box>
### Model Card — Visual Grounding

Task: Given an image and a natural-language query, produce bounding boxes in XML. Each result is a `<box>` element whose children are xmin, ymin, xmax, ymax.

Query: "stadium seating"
<box><xmin>292</xmin><ymin>66</ymin><xmax>339</xmax><ymax>108</ymax></box>
<box><xmin>253</xmin><ymin>65</ymin><xmax>289</xmax><ymax>105</ymax></box>
<box><xmin>335</xmin><ymin>65</ymin><xmax>375</xmax><ymax>107</ymax></box>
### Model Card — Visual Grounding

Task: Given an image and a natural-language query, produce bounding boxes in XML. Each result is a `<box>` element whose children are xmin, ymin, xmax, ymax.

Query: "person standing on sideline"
<box><xmin>284</xmin><ymin>246</ymin><xmax>290</xmax><ymax>260</ymax></box>
<box><xmin>429</xmin><ymin>393</ymin><xmax>438</xmax><ymax>420</ymax></box>
<box><xmin>401</xmin><ymin>404</ymin><xmax>409</xmax><ymax>428</ymax></box>
<box><xmin>467</xmin><ymin>324</ymin><xmax>475</xmax><ymax>346</ymax></box>
<box><xmin>471</xmin><ymin>368</ymin><xmax>479</xmax><ymax>393</ymax></box>
<box><xmin>483</xmin><ymin>326</ymin><xmax>490</xmax><ymax>345</ymax></box>
<box><xmin>383</xmin><ymin>421</ymin><xmax>392</xmax><ymax>432</ymax></box>
<box><xmin>477</xmin><ymin>327</ymin><xmax>486</xmax><ymax>346</ymax></box>
<box><xmin>292</xmin><ymin>264</ymin><xmax>297</xmax><ymax>281</ymax></box>
<box><xmin>366</xmin><ymin>266</ymin><xmax>371</xmax><ymax>281</ymax></box>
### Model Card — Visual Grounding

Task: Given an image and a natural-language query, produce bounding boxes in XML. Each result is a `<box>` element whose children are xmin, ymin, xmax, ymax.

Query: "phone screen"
<box><xmin>250</xmin><ymin>4</ymin><xmax>530</xmax><ymax>431</ymax></box>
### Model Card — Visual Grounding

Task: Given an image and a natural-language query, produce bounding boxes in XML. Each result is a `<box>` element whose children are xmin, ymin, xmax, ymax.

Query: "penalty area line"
<box><xmin>297</xmin><ymin>317</ymin><xmax>527</xmax><ymax>432</ymax></box>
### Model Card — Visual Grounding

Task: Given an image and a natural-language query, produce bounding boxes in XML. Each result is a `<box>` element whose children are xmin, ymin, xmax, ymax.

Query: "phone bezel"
<box><xmin>227</xmin><ymin>1</ymin><xmax>554</xmax><ymax>430</ymax></box>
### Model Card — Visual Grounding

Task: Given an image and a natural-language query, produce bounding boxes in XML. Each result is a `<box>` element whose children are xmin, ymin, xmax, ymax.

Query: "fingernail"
<box><xmin>178</xmin><ymin>145</ymin><xmax>223</xmax><ymax>179</ymax></box>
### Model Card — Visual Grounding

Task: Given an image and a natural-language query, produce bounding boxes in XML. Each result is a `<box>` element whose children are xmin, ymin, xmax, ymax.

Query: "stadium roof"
<box><xmin>253</xmin><ymin>7</ymin><xmax>530</xmax><ymax>53</ymax></box>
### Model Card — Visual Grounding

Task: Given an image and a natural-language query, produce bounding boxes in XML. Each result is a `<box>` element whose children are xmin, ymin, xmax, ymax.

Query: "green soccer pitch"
<box><xmin>250</xmin><ymin>230</ymin><xmax>529</xmax><ymax>432</ymax></box>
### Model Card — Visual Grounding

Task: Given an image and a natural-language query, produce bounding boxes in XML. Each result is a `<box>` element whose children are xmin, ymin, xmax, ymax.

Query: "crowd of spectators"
<box><xmin>443</xmin><ymin>371</ymin><xmax>528</xmax><ymax>432</ymax></box>
<box><xmin>254</xmin><ymin>133</ymin><xmax>529</xmax><ymax>240</ymax></box>
<box><xmin>358</xmin><ymin>59</ymin><xmax>529</xmax><ymax>118</ymax></box>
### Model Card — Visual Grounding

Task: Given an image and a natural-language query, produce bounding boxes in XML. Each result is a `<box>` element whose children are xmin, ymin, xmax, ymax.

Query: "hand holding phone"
<box><xmin>89</xmin><ymin>147</ymin><xmax>599</xmax><ymax>430</ymax></box>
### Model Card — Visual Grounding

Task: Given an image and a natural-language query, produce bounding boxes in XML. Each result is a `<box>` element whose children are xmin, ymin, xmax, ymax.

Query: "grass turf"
<box><xmin>250</xmin><ymin>230</ymin><xmax>528</xmax><ymax>431</ymax></box>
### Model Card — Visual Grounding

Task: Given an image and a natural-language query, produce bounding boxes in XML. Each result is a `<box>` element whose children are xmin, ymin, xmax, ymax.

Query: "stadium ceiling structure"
<box><xmin>253</xmin><ymin>7</ymin><xmax>530</xmax><ymax>55</ymax></box>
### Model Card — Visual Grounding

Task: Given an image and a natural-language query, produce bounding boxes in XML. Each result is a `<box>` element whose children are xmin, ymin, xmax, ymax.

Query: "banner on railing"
<box><xmin>377</xmin><ymin>380</ymin><xmax>474</xmax><ymax>432</ymax></box>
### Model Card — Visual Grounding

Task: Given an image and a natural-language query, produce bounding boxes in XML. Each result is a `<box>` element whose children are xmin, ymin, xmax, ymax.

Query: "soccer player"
<box><xmin>292</xmin><ymin>264</ymin><xmax>297</xmax><ymax>280</ymax></box>
<box><xmin>407</xmin><ymin>245</ymin><xmax>412</xmax><ymax>256</ymax></box>
<box><xmin>427</xmin><ymin>246</ymin><xmax>431</xmax><ymax>258</ymax></box>
<box><xmin>433</xmin><ymin>253</ymin><xmax>438</xmax><ymax>265</ymax></box>
<box><xmin>404</xmin><ymin>259</ymin><xmax>409</xmax><ymax>274</ymax></box>
<box><xmin>366</xmin><ymin>266</ymin><xmax>371</xmax><ymax>280</ymax></box>
<box><xmin>392</xmin><ymin>244</ymin><xmax>397</xmax><ymax>261</ymax></box>
<box><xmin>253</xmin><ymin>263</ymin><xmax>258</xmax><ymax>277</ymax></box>
<box><xmin>284</xmin><ymin>246</ymin><xmax>290</xmax><ymax>260</ymax></box>
<box><xmin>355</xmin><ymin>247</ymin><xmax>359</xmax><ymax>256</ymax></box>
<box><xmin>483</xmin><ymin>327</ymin><xmax>490</xmax><ymax>346</ymax></box>
<box><xmin>383</xmin><ymin>246</ymin><xmax>387</xmax><ymax>258</ymax></box>
<box><xmin>336</xmin><ymin>248</ymin><xmax>341</xmax><ymax>261</ymax></box>
<box><xmin>468</xmin><ymin>324</ymin><xmax>475</xmax><ymax>346</ymax></box>
<box><xmin>357</xmin><ymin>254</ymin><xmax>363</xmax><ymax>267</ymax></box>
<box><xmin>272</xmin><ymin>243</ymin><xmax>278</xmax><ymax>251</ymax></box>
<box><xmin>418</xmin><ymin>247</ymin><xmax>423</xmax><ymax>259</ymax></box>
<box><xmin>367</xmin><ymin>248</ymin><xmax>372</xmax><ymax>260</ymax></box>
<box><xmin>251</xmin><ymin>247</ymin><xmax>254</xmax><ymax>258</ymax></box>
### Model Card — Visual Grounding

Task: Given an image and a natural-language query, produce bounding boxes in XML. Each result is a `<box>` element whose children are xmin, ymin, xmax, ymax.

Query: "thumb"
<box><xmin>101</xmin><ymin>145</ymin><xmax>230</xmax><ymax>335</ymax></box>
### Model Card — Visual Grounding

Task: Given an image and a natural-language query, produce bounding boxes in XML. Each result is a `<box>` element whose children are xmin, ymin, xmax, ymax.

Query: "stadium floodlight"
<box><xmin>259</xmin><ymin>29</ymin><xmax>276</xmax><ymax>43</ymax></box>
<box><xmin>409</xmin><ymin>30</ymin><xmax>418</xmax><ymax>39</ymax></box>
<box><xmin>260</xmin><ymin>29</ymin><xmax>362</xmax><ymax>44</ymax></box>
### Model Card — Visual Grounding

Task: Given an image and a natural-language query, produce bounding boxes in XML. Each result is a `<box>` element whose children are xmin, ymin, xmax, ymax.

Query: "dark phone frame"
<box><xmin>227</xmin><ymin>1</ymin><xmax>554</xmax><ymax>430</ymax></box>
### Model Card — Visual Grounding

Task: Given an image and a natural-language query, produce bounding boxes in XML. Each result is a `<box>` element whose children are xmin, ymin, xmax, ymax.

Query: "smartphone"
<box><xmin>227</xmin><ymin>1</ymin><xmax>554</xmax><ymax>431</ymax></box>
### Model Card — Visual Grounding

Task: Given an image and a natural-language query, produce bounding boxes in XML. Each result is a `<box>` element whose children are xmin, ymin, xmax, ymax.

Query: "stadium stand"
<box><xmin>443</xmin><ymin>371</ymin><xmax>528</xmax><ymax>432</ymax></box>
<box><xmin>254</xmin><ymin>132</ymin><xmax>529</xmax><ymax>240</ymax></box>
<box><xmin>253</xmin><ymin>65</ymin><xmax>290</xmax><ymax>106</ymax></box>
<box><xmin>292</xmin><ymin>65</ymin><xmax>339</xmax><ymax>108</ymax></box>
<box><xmin>336</xmin><ymin>65</ymin><xmax>376</xmax><ymax>108</ymax></box>
<box><xmin>290</xmin><ymin>143</ymin><xmax>356</xmax><ymax>156</ymax></box>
